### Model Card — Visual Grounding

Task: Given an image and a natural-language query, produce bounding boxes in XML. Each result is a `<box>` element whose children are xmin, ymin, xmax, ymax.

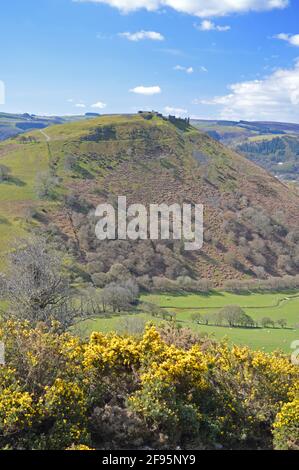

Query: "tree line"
<box><xmin>191</xmin><ymin>305</ymin><xmax>287</xmax><ymax>329</ymax></box>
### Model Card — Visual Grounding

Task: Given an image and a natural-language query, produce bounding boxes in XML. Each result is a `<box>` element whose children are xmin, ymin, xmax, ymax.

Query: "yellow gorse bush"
<box><xmin>84</xmin><ymin>331</ymin><xmax>141</xmax><ymax>370</ymax></box>
<box><xmin>273</xmin><ymin>396</ymin><xmax>299</xmax><ymax>450</ymax></box>
<box><xmin>0</xmin><ymin>321</ymin><xmax>298</xmax><ymax>449</ymax></box>
<box><xmin>0</xmin><ymin>388</ymin><xmax>37</xmax><ymax>433</ymax></box>
<box><xmin>274</xmin><ymin>398</ymin><xmax>299</xmax><ymax>429</ymax></box>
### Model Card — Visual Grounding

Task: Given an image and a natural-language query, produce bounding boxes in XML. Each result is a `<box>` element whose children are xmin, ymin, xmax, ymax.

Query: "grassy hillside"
<box><xmin>0</xmin><ymin>112</ymin><xmax>97</xmax><ymax>141</ymax></box>
<box><xmin>1</xmin><ymin>113</ymin><xmax>299</xmax><ymax>285</ymax></box>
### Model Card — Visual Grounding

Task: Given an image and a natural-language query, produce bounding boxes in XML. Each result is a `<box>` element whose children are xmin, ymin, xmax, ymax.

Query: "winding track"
<box><xmin>39</xmin><ymin>129</ymin><xmax>51</xmax><ymax>142</ymax></box>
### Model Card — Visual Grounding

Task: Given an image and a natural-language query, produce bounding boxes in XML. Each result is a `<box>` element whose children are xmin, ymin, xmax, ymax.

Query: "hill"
<box><xmin>1</xmin><ymin>112</ymin><xmax>299</xmax><ymax>286</ymax></box>
<box><xmin>191</xmin><ymin>119</ymin><xmax>299</xmax><ymax>182</ymax></box>
<box><xmin>0</xmin><ymin>112</ymin><xmax>98</xmax><ymax>141</ymax></box>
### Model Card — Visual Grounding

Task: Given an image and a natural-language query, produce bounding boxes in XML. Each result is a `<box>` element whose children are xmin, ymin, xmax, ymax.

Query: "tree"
<box><xmin>219</xmin><ymin>305</ymin><xmax>243</xmax><ymax>327</ymax></box>
<box><xmin>101</xmin><ymin>280</ymin><xmax>139</xmax><ymax>313</ymax></box>
<box><xmin>168</xmin><ymin>311</ymin><xmax>177</xmax><ymax>322</ymax></box>
<box><xmin>121</xmin><ymin>279</ymin><xmax>139</xmax><ymax>303</ymax></box>
<box><xmin>253</xmin><ymin>266</ymin><xmax>267</xmax><ymax>280</ymax></box>
<box><xmin>80</xmin><ymin>286</ymin><xmax>104</xmax><ymax>317</ymax></box>
<box><xmin>261</xmin><ymin>317</ymin><xmax>275</xmax><ymax>328</ymax></box>
<box><xmin>142</xmin><ymin>301</ymin><xmax>162</xmax><ymax>318</ymax></box>
<box><xmin>217</xmin><ymin>305</ymin><xmax>255</xmax><ymax>328</ymax></box>
<box><xmin>201</xmin><ymin>314</ymin><xmax>210</xmax><ymax>325</ymax></box>
<box><xmin>277</xmin><ymin>318</ymin><xmax>287</xmax><ymax>329</ymax></box>
<box><xmin>238</xmin><ymin>312</ymin><xmax>255</xmax><ymax>328</ymax></box>
<box><xmin>0</xmin><ymin>237</ymin><xmax>78</xmax><ymax>329</ymax></box>
<box><xmin>191</xmin><ymin>313</ymin><xmax>201</xmax><ymax>324</ymax></box>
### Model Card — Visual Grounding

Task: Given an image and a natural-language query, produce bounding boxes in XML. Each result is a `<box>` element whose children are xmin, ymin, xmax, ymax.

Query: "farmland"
<box><xmin>75</xmin><ymin>290</ymin><xmax>299</xmax><ymax>352</ymax></box>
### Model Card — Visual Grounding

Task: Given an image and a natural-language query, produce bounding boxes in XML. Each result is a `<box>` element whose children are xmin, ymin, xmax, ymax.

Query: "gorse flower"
<box><xmin>0</xmin><ymin>321</ymin><xmax>298</xmax><ymax>450</ymax></box>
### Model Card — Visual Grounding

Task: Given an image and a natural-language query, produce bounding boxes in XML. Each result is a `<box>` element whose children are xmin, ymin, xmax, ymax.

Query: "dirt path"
<box><xmin>39</xmin><ymin>129</ymin><xmax>51</xmax><ymax>142</ymax></box>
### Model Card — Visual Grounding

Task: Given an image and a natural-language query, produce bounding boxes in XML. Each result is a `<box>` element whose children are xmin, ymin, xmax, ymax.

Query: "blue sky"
<box><xmin>1</xmin><ymin>0</ymin><xmax>299</xmax><ymax>121</ymax></box>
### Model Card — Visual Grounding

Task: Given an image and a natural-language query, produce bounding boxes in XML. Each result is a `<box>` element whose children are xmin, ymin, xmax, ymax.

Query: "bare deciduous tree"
<box><xmin>101</xmin><ymin>280</ymin><xmax>139</xmax><ymax>313</ymax></box>
<box><xmin>0</xmin><ymin>237</ymin><xmax>80</xmax><ymax>329</ymax></box>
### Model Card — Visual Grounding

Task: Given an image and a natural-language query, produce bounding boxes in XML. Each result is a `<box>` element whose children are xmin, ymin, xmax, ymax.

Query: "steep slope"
<box><xmin>0</xmin><ymin>113</ymin><xmax>299</xmax><ymax>285</ymax></box>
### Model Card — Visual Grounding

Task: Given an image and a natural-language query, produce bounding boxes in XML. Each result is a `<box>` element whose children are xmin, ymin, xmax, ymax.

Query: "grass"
<box><xmin>0</xmin><ymin>139</ymin><xmax>51</xmax><ymax>259</ymax></box>
<box><xmin>142</xmin><ymin>291</ymin><xmax>299</xmax><ymax>321</ymax></box>
<box><xmin>74</xmin><ymin>290</ymin><xmax>299</xmax><ymax>353</ymax></box>
<box><xmin>73</xmin><ymin>312</ymin><xmax>156</xmax><ymax>336</ymax></box>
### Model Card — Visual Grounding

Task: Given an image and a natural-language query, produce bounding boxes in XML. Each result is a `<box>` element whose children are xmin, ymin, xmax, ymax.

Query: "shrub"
<box><xmin>0</xmin><ymin>164</ymin><xmax>11</xmax><ymax>182</ymax></box>
<box><xmin>0</xmin><ymin>321</ymin><xmax>298</xmax><ymax>450</ymax></box>
<box><xmin>157</xmin><ymin>323</ymin><xmax>206</xmax><ymax>350</ymax></box>
<box><xmin>273</xmin><ymin>398</ymin><xmax>299</xmax><ymax>450</ymax></box>
<box><xmin>35</xmin><ymin>171</ymin><xmax>59</xmax><ymax>199</ymax></box>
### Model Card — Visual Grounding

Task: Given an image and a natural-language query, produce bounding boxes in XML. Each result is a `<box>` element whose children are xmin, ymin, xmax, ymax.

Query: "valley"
<box><xmin>191</xmin><ymin>119</ymin><xmax>299</xmax><ymax>183</ymax></box>
<box><xmin>1</xmin><ymin>112</ymin><xmax>298</xmax><ymax>352</ymax></box>
<box><xmin>2</xmin><ymin>0</ymin><xmax>299</xmax><ymax>452</ymax></box>
<box><xmin>75</xmin><ymin>289</ymin><xmax>299</xmax><ymax>352</ymax></box>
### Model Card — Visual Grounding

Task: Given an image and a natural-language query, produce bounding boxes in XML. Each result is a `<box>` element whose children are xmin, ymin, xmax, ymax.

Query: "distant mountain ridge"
<box><xmin>191</xmin><ymin>119</ymin><xmax>299</xmax><ymax>182</ymax></box>
<box><xmin>0</xmin><ymin>112</ymin><xmax>99</xmax><ymax>141</ymax></box>
<box><xmin>2</xmin><ymin>112</ymin><xmax>299</xmax><ymax>142</ymax></box>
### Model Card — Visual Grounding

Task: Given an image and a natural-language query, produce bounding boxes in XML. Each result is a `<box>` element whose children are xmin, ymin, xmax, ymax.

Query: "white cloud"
<box><xmin>196</xmin><ymin>20</ymin><xmax>230</xmax><ymax>31</ymax></box>
<box><xmin>119</xmin><ymin>30</ymin><xmax>164</xmax><ymax>41</ymax></box>
<box><xmin>200</xmin><ymin>66</ymin><xmax>208</xmax><ymax>72</ymax></box>
<box><xmin>75</xmin><ymin>0</ymin><xmax>288</xmax><ymax>17</ymax></box>
<box><xmin>174</xmin><ymin>65</ymin><xmax>194</xmax><ymax>74</ymax></box>
<box><xmin>275</xmin><ymin>33</ymin><xmax>299</xmax><ymax>47</ymax></box>
<box><xmin>75</xmin><ymin>103</ymin><xmax>86</xmax><ymax>108</ymax></box>
<box><xmin>130</xmin><ymin>85</ymin><xmax>161</xmax><ymax>95</ymax></box>
<box><xmin>91</xmin><ymin>101</ymin><xmax>107</xmax><ymax>109</ymax></box>
<box><xmin>195</xmin><ymin>60</ymin><xmax>299</xmax><ymax>122</ymax></box>
<box><xmin>164</xmin><ymin>106</ymin><xmax>188</xmax><ymax>117</ymax></box>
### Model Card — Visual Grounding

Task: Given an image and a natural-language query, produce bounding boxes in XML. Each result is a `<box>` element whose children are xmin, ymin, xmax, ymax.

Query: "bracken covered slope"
<box><xmin>0</xmin><ymin>113</ymin><xmax>299</xmax><ymax>285</ymax></box>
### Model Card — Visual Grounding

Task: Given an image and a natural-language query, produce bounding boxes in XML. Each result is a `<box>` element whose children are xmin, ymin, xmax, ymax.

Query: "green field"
<box><xmin>75</xmin><ymin>290</ymin><xmax>299</xmax><ymax>353</ymax></box>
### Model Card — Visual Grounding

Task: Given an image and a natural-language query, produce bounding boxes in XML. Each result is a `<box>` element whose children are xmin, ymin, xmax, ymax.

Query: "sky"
<box><xmin>1</xmin><ymin>0</ymin><xmax>299</xmax><ymax>121</ymax></box>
